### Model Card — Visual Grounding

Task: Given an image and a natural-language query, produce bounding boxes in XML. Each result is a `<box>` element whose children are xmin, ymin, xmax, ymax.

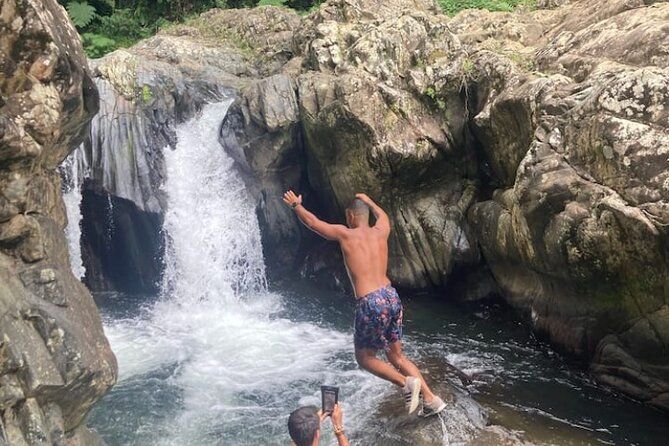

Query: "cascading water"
<box><xmin>159</xmin><ymin>99</ymin><xmax>267</xmax><ymax>302</ymax></box>
<box><xmin>61</xmin><ymin>152</ymin><xmax>86</xmax><ymax>280</ymax></box>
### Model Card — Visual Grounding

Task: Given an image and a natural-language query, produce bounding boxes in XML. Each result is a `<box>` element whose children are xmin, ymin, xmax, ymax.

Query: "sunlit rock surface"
<box><xmin>0</xmin><ymin>0</ymin><xmax>117</xmax><ymax>443</ymax></box>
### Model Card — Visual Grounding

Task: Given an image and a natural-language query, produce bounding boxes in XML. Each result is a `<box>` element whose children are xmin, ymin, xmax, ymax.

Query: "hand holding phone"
<box><xmin>331</xmin><ymin>403</ymin><xmax>344</xmax><ymax>426</ymax></box>
<box><xmin>321</xmin><ymin>386</ymin><xmax>339</xmax><ymax>414</ymax></box>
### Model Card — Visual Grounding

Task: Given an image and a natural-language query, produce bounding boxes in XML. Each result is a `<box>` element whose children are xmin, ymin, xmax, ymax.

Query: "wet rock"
<box><xmin>462</xmin><ymin>0</ymin><xmax>669</xmax><ymax>410</ymax></box>
<box><xmin>356</xmin><ymin>375</ymin><xmax>527</xmax><ymax>445</ymax></box>
<box><xmin>220</xmin><ymin>74</ymin><xmax>304</xmax><ymax>270</ymax></box>
<box><xmin>0</xmin><ymin>0</ymin><xmax>117</xmax><ymax>443</ymax></box>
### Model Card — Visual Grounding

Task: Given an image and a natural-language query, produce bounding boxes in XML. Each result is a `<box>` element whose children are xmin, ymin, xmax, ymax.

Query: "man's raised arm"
<box><xmin>283</xmin><ymin>190</ymin><xmax>347</xmax><ymax>241</ymax></box>
<box><xmin>355</xmin><ymin>193</ymin><xmax>390</xmax><ymax>233</ymax></box>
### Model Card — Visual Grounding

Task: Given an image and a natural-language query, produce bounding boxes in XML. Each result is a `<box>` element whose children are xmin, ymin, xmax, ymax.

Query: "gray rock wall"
<box><xmin>0</xmin><ymin>0</ymin><xmax>117</xmax><ymax>443</ymax></box>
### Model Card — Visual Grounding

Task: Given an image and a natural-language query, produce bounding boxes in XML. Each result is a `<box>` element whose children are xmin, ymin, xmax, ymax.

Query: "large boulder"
<box><xmin>220</xmin><ymin>73</ymin><xmax>306</xmax><ymax>270</ymax></box>
<box><xmin>291</xmin><ymin>0</ymin><xmax>485</xmax><ymax>290</ymax></box>
<box><xmin>463</xmin><ymin>0</ymin><xmax>669</xmax><ymax>409</ymax></box>
<box><xmin>0</xmin><ymin>0</ymin><xmax>117</xmax><ymax>443</ymax></box>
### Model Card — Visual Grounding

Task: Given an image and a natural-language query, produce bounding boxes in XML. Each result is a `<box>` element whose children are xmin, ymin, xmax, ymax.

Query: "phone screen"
<box><xmin>321</xmin><ymin>386</ymin><xmax>338</xmax><ymax>413</ymax></box>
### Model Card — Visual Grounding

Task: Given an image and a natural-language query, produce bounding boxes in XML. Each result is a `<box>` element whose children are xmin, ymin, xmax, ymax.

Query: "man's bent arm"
<box><xmin>356</xmin><ymin>193</ymin><xmax>390</xmax><ymax>232</ymax></box>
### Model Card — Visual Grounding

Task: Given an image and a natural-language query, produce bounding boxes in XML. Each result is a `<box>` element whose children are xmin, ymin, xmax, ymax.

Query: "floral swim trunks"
<box><xmin>354</xmin><ymin>284</ymin><xmax>403</xmax><ymax>351</ymax></box>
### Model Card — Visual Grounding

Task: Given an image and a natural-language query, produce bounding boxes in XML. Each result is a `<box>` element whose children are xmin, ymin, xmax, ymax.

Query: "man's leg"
<box><xmin>355</xmin><ymin>347</ymin><xmax>406</xmax><ymax>388</ymax></box>
<box><xmin>386</xmin><ymin>341</ymin><xmax>436</xmax><ymax>402</ymax></box>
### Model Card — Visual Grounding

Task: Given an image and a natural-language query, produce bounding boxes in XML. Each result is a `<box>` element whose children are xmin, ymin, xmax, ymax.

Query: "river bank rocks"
<box><xmin>75</xmin><ymin>0</ymin><xmax>668</xmax><ymax>411</ymax></box>
<box><xmin>458</xmin><ymin>0</ymin><xmax>669</xmax><ymax>410</ymax></box>
<box><xmin>0</xmin><ymin>0</ymin><xmax>117</xmax><ymax>443</ymax></box>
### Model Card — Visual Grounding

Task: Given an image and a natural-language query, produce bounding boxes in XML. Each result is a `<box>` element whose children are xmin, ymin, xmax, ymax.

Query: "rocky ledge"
<box><xmin>74</xmin><ymin>0</ymin><xmax>668</xmax><ymax>411</ymax></box>
<box><xmin>0</xmin><ymin>0</ymin><xmax>117</xmax><ymax>444</ymax></box>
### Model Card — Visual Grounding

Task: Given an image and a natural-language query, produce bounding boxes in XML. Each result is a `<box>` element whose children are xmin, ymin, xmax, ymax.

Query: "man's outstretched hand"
<box><xmin>355</xmin><ymin>193</ymin><xmax>370</xmax><ymax>202</ymax></box>
<box><xmin>283</xmin><ymin>190</ymin><xmax>302</xmax><ymax>208</ymax></box>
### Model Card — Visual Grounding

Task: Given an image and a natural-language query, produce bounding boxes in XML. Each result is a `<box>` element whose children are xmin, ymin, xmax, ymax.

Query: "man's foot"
<box><xmin>402</xmin><ymin>376</ymin><xmax>421</xmax><ymax>414</ymax></box>
<box><xmin>418</xmin><ymin>395</ymin><xmax>447</xmax><ymax>417</ymax></box>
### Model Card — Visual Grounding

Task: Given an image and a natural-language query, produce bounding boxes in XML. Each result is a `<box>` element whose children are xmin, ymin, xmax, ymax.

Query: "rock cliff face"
<box><xmin>459</xmin><ymin>0</ymin><xmax>669</xmax><ymax>410</ymax></box>
<box><xmin>0</xmin><ymin>0</ymin><xmax>117</xmax><ymax>443</ymax></box>
<box><xmin>76</xmin><ymin>0</ymin><xmax>668</xmax><ymax>410</ymax></box>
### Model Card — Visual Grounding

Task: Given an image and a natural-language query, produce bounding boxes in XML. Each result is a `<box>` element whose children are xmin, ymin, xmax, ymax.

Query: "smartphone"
<box><xmin>321</xmin><ymin>386</ymin><xmax>339</xmax><ymax>414</ymax></box>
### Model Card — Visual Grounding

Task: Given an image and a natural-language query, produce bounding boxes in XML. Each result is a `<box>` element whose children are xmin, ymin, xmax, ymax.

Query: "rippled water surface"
<box><xmin>89</xmin><ymin>287</ymin><xmax>669</xmax><ymax>446</ymax></box>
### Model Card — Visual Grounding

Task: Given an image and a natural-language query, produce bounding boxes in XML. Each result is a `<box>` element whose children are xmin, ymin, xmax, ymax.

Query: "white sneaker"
<box><xmin>418</xmin><ymin>395</ymin><xmax>447</xmax><ymax>417</ymax></box>
<box><xmin>402</xmin><ymin>376</ymin><xmax>421</xmax><ymax>414</ymax></box>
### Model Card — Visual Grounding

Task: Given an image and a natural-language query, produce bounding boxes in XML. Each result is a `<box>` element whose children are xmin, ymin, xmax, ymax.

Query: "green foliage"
<box><xmin>424</xmin><ymin>87</ymin><xmax>447</xmax><ymax>111</ymax></box>
<box><xmin>461</xmin><ymin>58</ymin><xmax>475</xmax><ymax>77</ymax></box>
<box><xmin>81</xmin><ymin>32</ymin><xmax>117</xmax><ymax>58</ymax></box>
<box><xmin>438</xmin><ymin>0</ymin><xmax>535</xmax><ymax>15</ymax></box>
<box><xmin>97</xmin><ymin>8</ymin><xmax>152</xmax><ymax>43</ymax></box>
<box><xmin>141</xmin><ymin>85</ymin><xmax>153</xmax><ymax>103</ymax></box>
<box><xmin>258</xmin><ymin>0</ymin><xmax>287</xmax><ymax>6</ymax></box>
<box><xmin>226</xmin><ymin>0</ymin><xmax>261</xmax><ymax>7</ymax></box>
<box><xmin>67</xmin><ymin>1</ymin><xmax>98</xmax><ymax>27</ymax></box>
<box><xmin>285</xmin><ymin>0</ymin><xmax>321</xmax><ymax>10</ymax></box>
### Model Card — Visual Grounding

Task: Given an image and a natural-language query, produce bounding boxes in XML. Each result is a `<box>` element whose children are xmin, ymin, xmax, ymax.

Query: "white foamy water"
<box><xmin>99</xmin><ymin>102</ymin><xmax>393</xmax><ymax>445</ymax></box>
<box><xmin>62</xmin><ymin>152</ymin><xmax>86</xmax><ymax>280</ymax></box>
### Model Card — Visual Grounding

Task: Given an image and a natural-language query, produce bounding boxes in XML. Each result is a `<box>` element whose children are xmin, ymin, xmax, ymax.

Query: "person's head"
<box><xmin>288</xmin><ymin>406</ymin><xmax>321</xmax><ymax>446</ymax></box>
<box><xmin>346</xmin><ymin>198</ymin><xmax>371</xmax><ymax>228</ymax></box>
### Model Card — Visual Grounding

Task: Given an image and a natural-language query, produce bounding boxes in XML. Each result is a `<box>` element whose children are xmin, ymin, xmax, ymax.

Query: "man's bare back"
<box><xmin>339</xmin><ymin>223</ymin><xmax>391</xmax><ymax>298</ymax></box>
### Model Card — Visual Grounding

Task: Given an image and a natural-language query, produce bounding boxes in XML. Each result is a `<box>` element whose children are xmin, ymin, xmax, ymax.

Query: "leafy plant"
<box><xmin>285</xmin><ymin>0</ymin><xmax>320</xmax><ymax>9</ymax></box>
<box><xmin>97</xmin><ymin>8</ymin><xmax>152</xmax><ymax>43</ymax></box>
<box><xmin>141</xmin><ymin>85</ymin><xmax>153</xmax><ymax>103</ymax></box>
<box><xmin>438</xmin><ymin>0</ymin><xmax>535</xmax><ymax>15</ymax></box>
<box><xmin>82</xmin><ymin>32</ymin><xmax>117</xmax><ymax>58</ymax></box>
<box><xmin>424</xmin><ymin>87</ymin><xmax>447</xmax><ymax>111</ymax></box>
<box><xmin>258</xmin><ymin>0</ymin><xmax>287</xmax><ymax>6</ymax></box>
<box><xmin>67</xmin><ymin>1</ymin><xmax>98</xmax><ymax>27</ymax></box>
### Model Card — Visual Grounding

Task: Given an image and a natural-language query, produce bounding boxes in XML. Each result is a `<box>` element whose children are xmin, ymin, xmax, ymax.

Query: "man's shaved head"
<box><xmin>346</xmin><ymin>198</ymin><xmax>371</xmax><ymax>228</ymax></box>
<box><xmin>347</xmin><ymin>198</ymin><xmax>370</xmax><ymax>216</ymax></box>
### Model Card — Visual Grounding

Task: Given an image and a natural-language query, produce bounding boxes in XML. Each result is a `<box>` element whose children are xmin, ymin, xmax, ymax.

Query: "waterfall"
<box><xmin>61</xmin><ymin>152</ymin><xmax>86</xmax><ymax>280</ymax></box>
<box><xmin>160</xmin><ymin>100</ymin><xmax>267</xmax><ymax>304</ymax></box>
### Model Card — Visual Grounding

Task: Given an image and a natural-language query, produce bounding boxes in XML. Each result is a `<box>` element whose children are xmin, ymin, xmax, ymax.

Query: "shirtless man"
<box><xmin>283</xmin><ymin>190</ymin><xmax>447</xmax><ymax>416</ymax></box>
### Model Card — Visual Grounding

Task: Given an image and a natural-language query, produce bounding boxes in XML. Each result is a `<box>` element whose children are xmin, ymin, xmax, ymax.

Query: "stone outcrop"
<box><xmin>0</xmin><ymin>0</ymin><xmax>117</xmax><ymax>443</ymax></box>
<box><xmin>457</xmin><ymin>0</ymin><xmax>669</xmax><ymax>410</ymax></box>
<box><xmin>73</xmin><ymin>0</ymin><xmax>668</xmax><ymax>411</ymax></box>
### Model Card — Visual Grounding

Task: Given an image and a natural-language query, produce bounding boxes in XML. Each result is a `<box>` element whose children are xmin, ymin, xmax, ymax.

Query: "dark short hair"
<box><xmin>347</xmin><ymin>198</ymin><xmax>370</xmax><ymax>216</ymax></box>
<box><xmin>288</xmin><ymin>406</ymin><xmax>320</xmax><ymax>446</ymax></box>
